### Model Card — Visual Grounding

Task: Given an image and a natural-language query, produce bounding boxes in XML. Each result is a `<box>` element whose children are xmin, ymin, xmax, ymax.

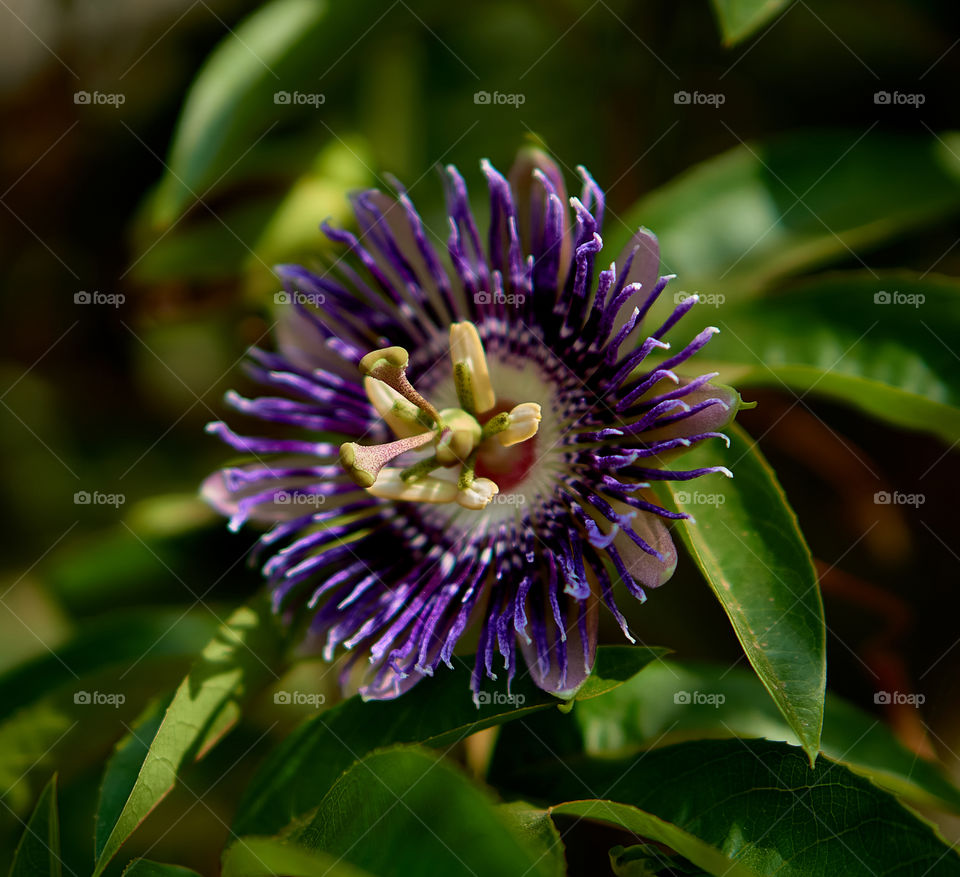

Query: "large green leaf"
<box><xmin>222</xmin><ymin>839</ymin><xmax>374</xmax><ymax>877</ymax></box>
<box><xmin>122</xmin><ymin>861</ymin><xmax>203</xmax><ymax>877</ymax></box>
<box><xmin>95</xmin><ymin>698</ymin><xmax>170</xmax><ymax>862</ymax></box>
<box><xmin>614</xmin><ymin>130</ymin><xmax>960</xmax><ymax>295</ymax></box>
<box><xmin>8</xmin><ymin>775</ymin><xmax>60</xmax><ymax>877</ymax></box>
<box><xmin>710</xmin><ymin>0</ymin><xmax>793</xmax><ymax>45</ymax></box>
<box><xmin>93</xmin><ymin>597</ymin><xmax>286</xmax><ymax>875</ymax></box>
<box><xmin>659</xmin><ymin>423</ymin><xmax>825</xmax><ymax>762</ymax></box>
<box><xmin>497</xmin><ymin>802</ymin><xmax>566</xmax><ymax>876</ymax></box>
<box><xmin>572</xmin><ymin>659</ymin><xmax>960</xmax><ymax>813</ymax></box>
<box><xmin>541</xmin><ymin>740</ymin><xmax>960</xmax><ymax>877</ymax></box>
<box><xmin>281</xmin><ymin>747</ymin><xmax>561</xmax><ymax>876</ymax></box>
<box><xmin>699</xmin><ymin>272</ymin><xmax>960</xmax><ymax>443</ymax></box>
<box><xmin>233</xmin><ymin>645</ymin><xmax>666</xmax><ymax>836</ymax></box>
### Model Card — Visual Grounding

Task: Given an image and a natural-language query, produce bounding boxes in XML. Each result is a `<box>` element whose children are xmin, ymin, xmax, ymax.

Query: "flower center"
<box><xmin>339</xmin><ymin>322</ymin><xmax>542</xmax><ymax>510</ymax></box>
<box><xmin>474</xmin><ymin>401</ymin><xmax>537</xmax><ymax>493</ymax></box>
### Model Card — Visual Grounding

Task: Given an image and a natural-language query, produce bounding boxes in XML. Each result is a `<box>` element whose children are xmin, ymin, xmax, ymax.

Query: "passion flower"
<box><xmin>203</xmin><ymin>149</ymin><xmax>739</xmax><ymax>702</ymax></box>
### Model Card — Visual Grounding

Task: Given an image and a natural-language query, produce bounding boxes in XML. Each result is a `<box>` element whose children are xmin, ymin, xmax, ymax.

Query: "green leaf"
<box><xmin>659</xmin><ymin>423</ymin><xmax>825</xmax><ymax>762</ymax></box>
<box><xmin>710</xmin><ymin>0</ymin><xmax>793</xmax><ymax>45</ymax></box>
<box><xmin>699</xmin><ymin>272</ymin><xmax>960</xmax><ymax>443</ymax></box>
<box><xmin>0</xmin><ymin>610</ymin><xmax>215</xmax><ymax>820</ymax></box>
<box><xmin>542</xmin><ymin>740</ymin><xmax>960</xmax><ymax>877</ymax></box>
<box><xmin>233</xmin><ymin>645</ymin><xmax>666</xmax><ymax>836</ymax></box>
<box><xmin>282</xmin><ymin>747</ymin><xmax>560</xmax><ymax>877</ymax></box>
<box><xmin>95</xmin><ymin>698</ymin><xmax>169</xmax><ymax>861</ymax></box>
<box><xmin>497</xmin><ymin>803</ymin><xmax>566</xmax><ymax>877</ymax></box>
<box><xmin>222</xmin><ymin>838</ymin><xmax>374</xmax><ymax>877</ymax></box>
<box><xmin>614</xmin><ymin>130</ymin><xmax>960</xmax><ymax>296</ymax></box>
<box><xmin>610</xmin><ymin>843</ymin><xmax>710</xmax><ymax>876</ymax></box>
<box><xmin>151</xmin><ymin>0</ymin><xmax>331</xmax><ymax>226</ymax></box>
<box><xmin>121</xmin><ymin>860</ymin><xmax>203</xmax><ymax>877</ymax></box>
<box><xmin>8</xmin><ymin>775</ymin><xmax>60</xmax><ymax>877</ymax></box>
<box><xmin>572</xmin><ymin>659</ymin><xmax>960</xmax><ymax>813</ymax></box>
<box><xmin>93</xmin><ymin>597</ymin><xmax>286</xmax><ymax>875</ymax></box>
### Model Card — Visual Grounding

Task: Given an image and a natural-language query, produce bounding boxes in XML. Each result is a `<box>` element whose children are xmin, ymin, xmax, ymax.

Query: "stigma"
<box><xmin>339</xmin><ymin>322</ymin><xmax>541</xmax><ymax>510</ymax></box>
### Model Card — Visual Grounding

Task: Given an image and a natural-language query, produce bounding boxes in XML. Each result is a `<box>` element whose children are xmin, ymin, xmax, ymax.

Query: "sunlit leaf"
<box><xmin>573</xmin><ymin>659</ymin><xmax>960</xmax><ymax>812</ymax></box>
<box><xmin>710</xmin><ymin>0</ymin><xmax>793</xmax><ymax>45</ymax></box>
<box><xmin>282</xmin><ymin>747</ymin><xmax>561</xmax><ymax>876</ymax></box>
<box><xmin>0</xmin><ymin>610</ymin><xmax>215</xmax><ymax>819</ymax></box>
<box><xmin>221</xmin><ymin>839</ymin><xmax>374</xmax><ymax>877</ymax></box>
<box><xmin>93</xmin><ymin>597</ymin><xmax>286</xmax><ymax>875</ymax></box>
<box><xmin>233</xmin><ymin>645</ymin><xmax>666</xmax><ymax>836</ymax></box>
<box><xmin>150</xmin><ymin>0</ymin><xmax>332</xmax><ymax>227</ymax></box>
<box><xmin>8</xmin><ymin>775</ymin><xmax>60</xmax><ymax>877</ymax></box>
<box><xmin>658</xmin><ymin>423</ymin><xmax>825</xmax><ymax>762</ymax></box>
<box><xmin>95</xmin><ymin>698</ymin><xmax>170</xmax><ymax>862</ymax></box>
<box><xmin>699</xmin><ymin>272</ymin><xmax>960</xmax><ymax>443</ymax></box>
<box><xmin>121</xmin><ymin>860</ymin><xmax>203</xmax><ymax>877</ymax></box>
<box><xmin>613</xmin><ymin>130</ymin><xmax>960</xmax><ymax>296</ymax></box>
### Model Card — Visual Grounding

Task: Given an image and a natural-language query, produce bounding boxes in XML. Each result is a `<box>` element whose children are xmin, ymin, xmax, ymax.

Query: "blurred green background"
<box><xmin>2</xmin><ymin>0</ymin><xmax>960</xmax><ymax>870</ymax></box>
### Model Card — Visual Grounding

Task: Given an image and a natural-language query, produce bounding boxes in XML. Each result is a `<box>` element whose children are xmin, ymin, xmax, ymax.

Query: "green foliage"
<box><xmin>540</xmin><ymin>740</ymin><xmax>960</xmax><ymax>876</ymax></box>
<box><xmin>659</xmin><ymin>424</ymin><xmax>826</xmax><ymax>762</ymax></box>
<box><xmin>93</xmin><ymin>598</ymin><xmax>287</xmax><ymax>874</ymax></box>
<box><xmin>556</xmin><ymin>658</ymin><xmax>960</xmax><ymax>812</ymax></box>
<box><xmin>616</xmin><ymin>131</ymin><xmax>960</xmax><ymax>296</ymax></box>
<box><xmin>709</xmin><ymin>0</ymin><xmax>794</xmax><ymax>45</ymax></box>
<box><xmin>233</xmin><ymin>645</ymin><xmax>666</xmax><ymax>835</ymax></box>
<box><xmin>257</xmin><ymin>747</ymin><xmax>561</xmax><ymax>877</ymax></box>
<box><xmin>699</xmin><ymin>272</ymin><xmax>960</xmax><ymax>442</ymax></box>
<box><xmin>7</xmin><ymin>777</ymin><xmax>60</xmax><ymax>877</ymax></box>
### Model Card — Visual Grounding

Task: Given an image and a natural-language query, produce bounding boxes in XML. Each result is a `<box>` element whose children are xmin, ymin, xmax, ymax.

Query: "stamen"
<box><xmin>340</xmin><ymin>430</ymin><xmax>435</xmax><ymax>487</ymax></box>
<box><xmin>400</xmin><ymin>454</ymin><xmax>442</xmax><ymax>482</ymax></box>
<box><xmin>458</xmin><ymin>450</ymin><xmax>479</xmax><ymax>489</ymax></box>
<box><xmin>497</xmin><ymin>403</ymin><xmax>542</xmax><ymax>447</ymax></box>
<box><xmin>449</xmin><ymin>322</ymin><xmax>496</xmax><ymax>415</ymax></box>
<box><xmin>436</xmin><ymin>408</ymin><xmax>482</xmax><ymax>466</ymax></box>
<box><xmin>363</xmin><ymin>377</ymin><xmax>432</xmax><ymax>438</ymax></box>
<box><xmin>359</xmin><ymin>346</ymin><xmax>440</xmax><ymax>424</ymax></box>
<box><xmin>457</xmin><ymin>477</ymin><xmax>499</xmax><ymax>510</ymax></box>
<box><xmin>366</xmin><ymin>468</ymin><xmax>458</xmax><ymax>503</ymax></box>
<box><xmin>352</xmin><ymin>323</ymin><xmax>541</xmax><ymax>511</ymax></box>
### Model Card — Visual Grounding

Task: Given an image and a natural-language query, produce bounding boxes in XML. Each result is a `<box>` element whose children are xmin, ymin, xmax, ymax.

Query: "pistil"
<box><xmin>342</xmin><ymin>323</ymin><xmax>543</xmax><ymax>510</ymax></box>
